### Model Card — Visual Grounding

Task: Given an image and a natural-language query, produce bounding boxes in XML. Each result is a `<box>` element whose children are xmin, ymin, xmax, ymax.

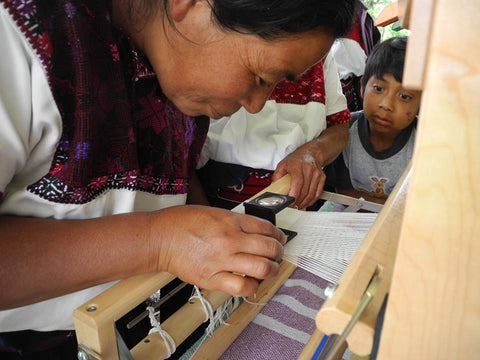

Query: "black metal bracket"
<box><xmin>243</xmin><ymin>192</ymin><xmax>297</xmax><ymax>241</ymax></box>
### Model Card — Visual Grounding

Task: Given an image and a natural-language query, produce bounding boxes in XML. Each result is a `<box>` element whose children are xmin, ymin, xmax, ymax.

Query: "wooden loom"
<box><xmin>74</xmin><ymin>177</ymin><xmax>296</xmax><ymax>360</ymax></box>
<box><xmin>305</xmin><ymin>0</ymin><xmax>480</xmax><ymax>358</ymax></box>
<box><xmin>74</xmin><ymin>0</ymin><xmax>480</xmax><ymax>358</ymax></box>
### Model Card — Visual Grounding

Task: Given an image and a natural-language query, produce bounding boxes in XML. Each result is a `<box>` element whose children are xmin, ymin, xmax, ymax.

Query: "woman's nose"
<box><xmin>240</xmin><ymin>88</ymin><xmax>272</xmax><ymax>114</ymax></box>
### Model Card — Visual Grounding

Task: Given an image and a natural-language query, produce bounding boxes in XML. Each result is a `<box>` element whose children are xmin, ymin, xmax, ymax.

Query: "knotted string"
<box><xmin>189</xmin><ymin>286</ymin><xmax>214</xmax><ymax>322</ymax></box>
<box><xmin>147</xmin><ymin>306</ymin><xmax>176</xmax><ymax>358</ymax></box>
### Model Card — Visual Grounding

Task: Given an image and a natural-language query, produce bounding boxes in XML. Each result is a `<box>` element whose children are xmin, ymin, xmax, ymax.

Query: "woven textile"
<box><xmin>220</xmin><ymin>268</ymin><xmax>329</xmax><ymax>360</ymax></box>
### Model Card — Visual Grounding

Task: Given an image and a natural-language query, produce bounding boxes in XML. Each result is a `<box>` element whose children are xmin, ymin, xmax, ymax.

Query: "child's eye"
<box><xmin>372</xmin><ymin>84</ymin><xmax>384</xmax><ymax>92</ymax></box>
<box><xmin>399</xmin><ymin>93</ymin><xmax>413</xmax><ymax>101</ymax></box>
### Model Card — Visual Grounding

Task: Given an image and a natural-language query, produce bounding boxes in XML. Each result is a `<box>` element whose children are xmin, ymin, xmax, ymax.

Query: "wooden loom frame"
<box><xmin>75</xmin><ymin>0</ymin><xmax>480</xmax><ymax>358</ymax></box>
<box><xmin>307</xmin><ymin>0</ymin><xmax>480</xmax><ymax>358</ymax></box>
<box><xmin>74</xmin><ymin>177</ymin><xmax>296</xmax><ymax>360</ymax></box>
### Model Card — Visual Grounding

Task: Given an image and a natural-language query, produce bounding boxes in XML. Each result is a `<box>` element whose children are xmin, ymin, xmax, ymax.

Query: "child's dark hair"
<box><xmin>362</xmin><ymin>36</ymin><xmax>408</xmax><ymax>93</ymax></box>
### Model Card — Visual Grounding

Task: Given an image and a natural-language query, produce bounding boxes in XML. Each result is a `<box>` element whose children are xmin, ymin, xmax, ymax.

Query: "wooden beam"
<box><xmin>190</xmin><ymin>261</ymin><xmax>297</xmax><ymax>360</ymax></box>
<box><xmin>374</xmin><ymin>1</ymin><xmax>399</xmax><ymax>27</ymax></box>
<box><xmin>378</xmin><ymin>0</ymin><xmax>480</xmax><ymax>358</ymax></box>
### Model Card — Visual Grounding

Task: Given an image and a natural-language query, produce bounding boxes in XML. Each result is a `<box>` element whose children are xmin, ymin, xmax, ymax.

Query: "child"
<box><xmin>325</xmin><ymin>36</ymin><xmax>421</xmax><ymax>204</ymax></box>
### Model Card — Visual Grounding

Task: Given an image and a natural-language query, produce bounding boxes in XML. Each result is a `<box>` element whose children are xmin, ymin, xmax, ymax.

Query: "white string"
<box><xmin>147</xmin><ymin>306</ymin><xmax>176</xmax><ymax>358</ymax></box>
<box><xmin>242</xmin><ymin>295</ymin><xmax>267</xmax><ymax>306</ymax></box>
<box><xmin>282</xmin><ymin>212</ymin><xmax>377</xmax><ymax>284</ymax></box>
<box><xmin>205</xmin><ymin>300</ymin><xmax>230</xmax><ymax>336</ymax></box>
<box><xmin>189</xmin><ymin>286</ymin><xmax>214</xmax><ymax>322</ymax></box>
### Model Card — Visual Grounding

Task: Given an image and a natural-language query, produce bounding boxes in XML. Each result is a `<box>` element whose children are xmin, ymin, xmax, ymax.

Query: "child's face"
<box><xmin>363</xmin><ymin>74</ymin><xmax>422</xmax><ymax>137</ymax></box>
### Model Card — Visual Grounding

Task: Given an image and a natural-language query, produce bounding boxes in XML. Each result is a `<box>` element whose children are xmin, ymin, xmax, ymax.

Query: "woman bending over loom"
<box><xmin>0</xmin><ymin>0</ymin><xmax>355</xmax><ymax>357</ymax></box>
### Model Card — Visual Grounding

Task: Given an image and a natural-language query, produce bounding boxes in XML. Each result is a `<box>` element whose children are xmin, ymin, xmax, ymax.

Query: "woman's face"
<box><xmin>140</xmin><ymin>1</ymin><xmax>334</xmax><ymax>119</ymax></box>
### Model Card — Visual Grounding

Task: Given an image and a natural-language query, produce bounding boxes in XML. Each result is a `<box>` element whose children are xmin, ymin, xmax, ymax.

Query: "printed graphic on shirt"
<box><xmin>352</xmin><ymin>175</ymin><xmax>390</xmax><ymax>199</ymax></box>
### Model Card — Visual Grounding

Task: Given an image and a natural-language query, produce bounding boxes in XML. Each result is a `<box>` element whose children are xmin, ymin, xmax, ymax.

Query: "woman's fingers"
<box><xmin>239</xmin><ymin>214</ymin><xmax>286</xmax><ymax>246</ymax></box>
<box><xmin>209</xmin><ymin>272</ymin><xmax>261</xmax><ymax>298</ymax></box>
<box><xmin>231</xmin><ymin>232</ymin><xmax>284</xmax><ymax>261</ymax></box>
<box><xmin>209</xmin><ymin>255</ymin><xmax>280</xmax><ymax>297</ymax></box>
<box><xmin>289</xmin><ymin>162</ymin><xmax>323</xmax><ymax>209</ymax></box>
<box><xmin>230</xmin><ymin>253</ymin><xmax>281</xmax><ymax>279</ymax></box>
<box><xmin>150</xmin><ymin>206</ymin><xmax>287</xmax><ymax>297</ymax></box>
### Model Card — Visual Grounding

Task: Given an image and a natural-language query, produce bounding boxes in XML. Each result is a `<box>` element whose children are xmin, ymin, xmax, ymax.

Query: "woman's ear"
<box><xmin>170</xmin><ymin>0</ymin><xmax>197</xmax><ymax>22</ymax></box>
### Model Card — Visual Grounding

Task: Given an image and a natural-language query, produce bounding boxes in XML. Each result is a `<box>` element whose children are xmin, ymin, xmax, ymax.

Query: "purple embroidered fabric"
<box><xmin>1</xmin><ymin>0</ymin><xmax>209</xmax><ymax>204</ymax></box>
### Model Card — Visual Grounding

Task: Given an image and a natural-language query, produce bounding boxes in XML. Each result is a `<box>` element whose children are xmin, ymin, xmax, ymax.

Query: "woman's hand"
<box><xmin>272</xmin><ymin>144</ymin><xmax>326</xmax><ymax>210</ymax></box>
<box><xmin>149</xmin><ymin>205</ymin><xmax>286</xmax><ymax>297</ymax></box>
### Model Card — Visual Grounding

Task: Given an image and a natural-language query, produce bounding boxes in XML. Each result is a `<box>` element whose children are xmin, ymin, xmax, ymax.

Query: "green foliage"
<box><xmin>362</xmin><ymin>0</ymin><xmax>410</xmax><ymax>40</ymax></box>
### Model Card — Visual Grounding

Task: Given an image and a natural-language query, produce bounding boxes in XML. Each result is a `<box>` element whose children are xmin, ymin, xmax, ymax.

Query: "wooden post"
<box><xmin>315</xmin><ymin>0</ymin><xmax>480</xmax><ymax>358</ymax></box>
<box><xmin>378</xmin><ymin>0</ymin><xmax>480</xmax><ymax>358</ymax></box>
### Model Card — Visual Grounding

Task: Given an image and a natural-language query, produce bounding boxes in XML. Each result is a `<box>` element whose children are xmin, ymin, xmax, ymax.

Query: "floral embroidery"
<box><xmin>1</xmin><ymin>0</ymin><xmax>209</xmax><ymax>204</ymax></box>
<box><xmin>269</xmin><ymin>60</ymin><xmax>326</xmax><ymax>105</ymax></box>
<box><xmin>327</xmin><ymin>109</ymin><xmax>351</xmax><ymax>127</ymax></box>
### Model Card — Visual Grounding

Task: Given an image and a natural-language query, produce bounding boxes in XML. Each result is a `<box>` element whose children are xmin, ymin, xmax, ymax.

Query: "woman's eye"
<box><xmin>257</xmin><ymin>76</ymin><xmax>270</xmax><ymax>88</ymax></box>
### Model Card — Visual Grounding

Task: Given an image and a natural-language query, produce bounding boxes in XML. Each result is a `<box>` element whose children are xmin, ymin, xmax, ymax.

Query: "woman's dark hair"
<box><xmin>362</xmin><ymin>36</ymin><xmax>409</xmax><ymax>93</ymax></box>
<box><xmin>140</xmin><ymin>0</ymin><xmax>355</xmax><ymax>39</ymax></box>
<box><xmin>206</xmin><ymin>0</ymin><xmax>356</xmax><ymax>39</ymax></box>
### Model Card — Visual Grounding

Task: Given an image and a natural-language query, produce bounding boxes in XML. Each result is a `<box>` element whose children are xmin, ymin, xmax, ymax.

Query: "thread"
<box><xmin>147</xmin><ymin>306</ymin><xmax>176</xmax><ymax>358</ymax></box>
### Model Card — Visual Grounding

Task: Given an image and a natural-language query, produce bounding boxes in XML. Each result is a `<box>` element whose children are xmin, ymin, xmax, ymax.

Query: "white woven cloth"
<box><xmin>280</xmin><ymin>209</ymin><xmax>376</xmax><ymax>283</ymax></box>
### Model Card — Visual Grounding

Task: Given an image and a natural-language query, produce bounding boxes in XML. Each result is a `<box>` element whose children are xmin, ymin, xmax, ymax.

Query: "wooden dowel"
<box><xmin>130</xmin><ymin>289</ymin><xmax>231</xmax><ymax>359</ymax></box>
<box><xmin>190</xmin><ymin>261</ymin><xmax>297</xmax><ymax>360</ymax></box>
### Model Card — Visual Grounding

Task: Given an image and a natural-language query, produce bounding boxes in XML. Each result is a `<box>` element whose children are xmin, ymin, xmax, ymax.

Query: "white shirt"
<box><xmin>0</xmin><ymin>5</ymin><xmax>184</xmax><ymax>331</ymax></box>
<box><xmin>331</xmin><ymin>38</ymin><xmax>367</xmax><ymax>80</ymax></box>
<box><xmin>198</xmin><ymin>51</ymin><xmax>348</xmax><ymax>171</ymax></box>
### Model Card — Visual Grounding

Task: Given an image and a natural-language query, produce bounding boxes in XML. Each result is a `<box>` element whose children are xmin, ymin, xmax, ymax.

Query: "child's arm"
<box><xmin>336</xmin><ymin>188</ymin><xmax>387</xmax><ymax>205</ymax></box>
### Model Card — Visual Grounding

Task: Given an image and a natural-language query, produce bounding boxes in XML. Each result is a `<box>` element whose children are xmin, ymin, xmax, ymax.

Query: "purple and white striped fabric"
<box><xmin>220</xmin><ymin>267</ymin><xmax>331</xmax><ymax>360</ymax></box>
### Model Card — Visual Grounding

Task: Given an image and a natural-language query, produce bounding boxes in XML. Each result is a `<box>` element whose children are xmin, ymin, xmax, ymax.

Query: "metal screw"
<box><xmin>77</xmin><ymin>345</ymin><xmax>101</xmax><ymax>360</ymax></box>
<box><xmin>324</xmin><ymin>284</ymin><xmax>338</xmax><ymax>299</ymax></box>
<box><xmin>86</xmin><ymin>306</ymin><xmax>97</xmax><ymax>312</ymax></box>
<box><xmin>77</xmin><ymin>348</ymin><xmax>88</xmax><ymax>360</ymax></box>
<box><xmin>357</xmin><ymin>197</ymin><xmax>366</xmax><ymax>208</ymax></box>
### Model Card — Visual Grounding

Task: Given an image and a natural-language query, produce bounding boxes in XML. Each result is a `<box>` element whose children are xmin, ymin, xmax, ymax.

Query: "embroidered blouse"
<box><xmin>0</xmin><ymin>0</ymin><xmax>208</xmax><ymax>331</ymax></box>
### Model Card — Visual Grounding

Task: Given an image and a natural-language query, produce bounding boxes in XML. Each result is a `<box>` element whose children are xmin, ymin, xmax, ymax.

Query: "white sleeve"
<box><xmin>0</xmin><ymin>6</ymin><xmax>33</xmax><ymax>197</ymax></box>
<box><xmin>0</xmin><ymin>6</ymin><xmax>61</xmax><ymax>199</ymax></box>
<box><xmin>323</xmin><ymin>51</ymin><xmax>348</xmax><ymax>117</ymax></box>
<box><xmin>330</xmin><ymin>38</ymin><xmax>367</xmax><ymax>80</ymax></box>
